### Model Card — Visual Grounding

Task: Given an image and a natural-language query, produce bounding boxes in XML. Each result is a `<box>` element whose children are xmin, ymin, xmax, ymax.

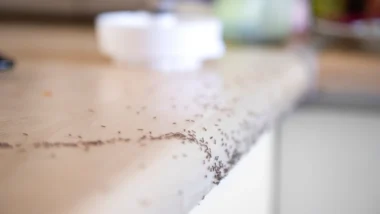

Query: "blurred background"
<box><xmin>0</xmin><ymin>0</ymin><xmax>379</xmax><ymax>214</ymax></box>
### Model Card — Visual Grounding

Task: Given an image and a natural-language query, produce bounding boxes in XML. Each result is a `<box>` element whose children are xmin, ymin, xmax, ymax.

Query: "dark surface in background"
<box><xmin>0</xmin><ymin>54</ymin><xmax>14</xmax><ymax>71</ymax></box>
<box><xmin>0</xmin><ymin>13</ymin><xmax>95</xmax><ymax>25</ymax></box>
<box><xmin>0</xmin><ymin>0</ymin><xmax>141</xmax><ymax>23</ymax></box>
<box><xmin>347</xmin><ymin>0</ymin><xmax>365</xmax><ymax>14</ymax></box>
<box><xmin>0</xmin><ymin>0</ymin><xmax>213</xmax><ymax>23</ymax></box>
<box><xmin>346</xmin><ymin>0</ymin><xmax>365</xmax><ymax>20</ymax></box>
<box><xmin>313</xmin><ymin>0</ymin><xmax>380</xmax><ymax>22</ymax></box>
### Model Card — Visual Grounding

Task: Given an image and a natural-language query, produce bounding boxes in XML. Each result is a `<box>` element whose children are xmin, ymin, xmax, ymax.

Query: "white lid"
<box><xmin>96</xmin><ymin>11</ymin><xmax>225</xmax><ymax>72</ymax></box>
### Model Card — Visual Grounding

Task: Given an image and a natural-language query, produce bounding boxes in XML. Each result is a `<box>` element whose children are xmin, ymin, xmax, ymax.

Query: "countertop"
<box><xmin>312</xmin><ymin>48</ymin><xmax>380</xmax><ymax>108</ymax></box>
<box><xmin>0</xmin><ymin>23</ymin><xmax>310</xmax><ymax>214</ymax></box>
<box><xmin>318</xmin><ymin>49</ymin><xmax>380</xmax><ymax>96</ymax></box>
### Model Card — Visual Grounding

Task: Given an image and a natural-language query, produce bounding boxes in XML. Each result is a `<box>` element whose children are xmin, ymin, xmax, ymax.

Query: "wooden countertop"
<box><xmin>0</xmin><ymin>23</ymin><xmax>309</xmax><ymax>214</ymax></box>
<box><xmin>318</xmin><ymin>49</ymin><xmax>380</xmax><ymax>96</ymax></box>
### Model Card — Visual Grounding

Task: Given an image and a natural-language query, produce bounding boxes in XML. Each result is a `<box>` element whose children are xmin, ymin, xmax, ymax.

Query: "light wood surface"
<box><xmin>318</xmin><ymin>49</ymin><xmax>380</xmax><ymax>95</ymax></box>
<box><xmin>0</xmin><ymin>23</ymin><xmax>309</xmax><ymax>214</ymax></box>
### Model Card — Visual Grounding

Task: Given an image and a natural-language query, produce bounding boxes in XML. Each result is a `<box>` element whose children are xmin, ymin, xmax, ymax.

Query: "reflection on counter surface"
<box><xmin>0</xmin><ymin>0</ymin><xmax>379</xmax><ymax>214</ymax></box>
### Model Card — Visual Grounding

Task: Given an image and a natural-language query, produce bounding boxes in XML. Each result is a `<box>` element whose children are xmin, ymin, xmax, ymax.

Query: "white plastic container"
<box><xmin>96</xmin><ymin>11</ymin><xmax>225</xmax><ymax>72</ymax></box>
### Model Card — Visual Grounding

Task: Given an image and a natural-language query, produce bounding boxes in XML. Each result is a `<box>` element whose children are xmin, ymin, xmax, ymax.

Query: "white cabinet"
<box><xmin>279</xmin><ymin>107</ymin><xmax>380</xmax><ymax>214</ymax></box>
<box><xmin>191</xmin><ymin>131</ymin><xmax>276</xmax><ymax>214</ymax></box>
